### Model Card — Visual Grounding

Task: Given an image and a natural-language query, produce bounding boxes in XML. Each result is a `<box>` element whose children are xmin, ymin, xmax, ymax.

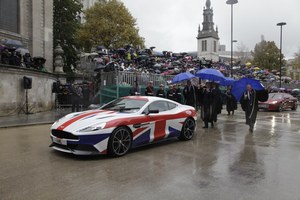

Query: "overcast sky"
<box><xmin>120</xmin><ymin>0</ymin><xmax>300</xmax><ymax>58</ymax></box>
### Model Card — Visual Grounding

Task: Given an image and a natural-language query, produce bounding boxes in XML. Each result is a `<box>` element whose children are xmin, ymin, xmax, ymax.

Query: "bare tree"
<box><xmin>235</xmin><ymin>42</ymin><xmax>250</xmax><ymax>64</ymax></box>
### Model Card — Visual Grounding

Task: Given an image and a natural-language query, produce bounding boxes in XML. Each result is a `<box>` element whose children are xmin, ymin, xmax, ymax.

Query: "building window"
<box><xmin>214</xmin><ymin>41</ymin><xmax>217</xmax><ymax>52</ymax></box>
<box><xmin>202</xmin><ymin>40</ymin><xmax>207</xmax><ymax>52</ymax></box>
<box><xmin>0</xmin><ymin>0</ymin><xmax>20</xmax><ymax>34</ymax></box>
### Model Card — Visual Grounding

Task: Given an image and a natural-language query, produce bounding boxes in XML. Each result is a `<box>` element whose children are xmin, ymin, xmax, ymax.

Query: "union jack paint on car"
<box><xmin>50</xmin><ymin>96</ymin><xmax>197</xmax><ymax>156</ymax></box>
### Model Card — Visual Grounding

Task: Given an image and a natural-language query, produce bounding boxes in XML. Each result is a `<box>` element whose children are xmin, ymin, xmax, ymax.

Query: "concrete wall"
<box><xmin>0</xmin><ymin>65</ymin><xmax>57</xmax><ymax>116</ymax></box>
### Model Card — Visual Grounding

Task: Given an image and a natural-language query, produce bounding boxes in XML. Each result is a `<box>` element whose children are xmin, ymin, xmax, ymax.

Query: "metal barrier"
<box><xmin>100</xmin><ymin>71</ymin><xmax>175</xmax><ymax>87</ymax></box>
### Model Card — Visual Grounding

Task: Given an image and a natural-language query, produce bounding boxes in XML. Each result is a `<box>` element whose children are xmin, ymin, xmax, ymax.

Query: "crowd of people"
<box><xmin>89</xmin><ymin>45</ymin><xmax>300</xmax><ymax>88</ymax></box>
<box><xmin>0</xmin><ymin>44</ymin><xmax>46</xmax><ymax>71</ymax></box>
<box><xmin>53</xmin><ymin>82</ymin><xmax>93</xmax><ymax>112</ymax></box>
<box><xmin>131</xmin><ymin>80</ymin><xmax>238</xmax><ymax>129</ymax></box>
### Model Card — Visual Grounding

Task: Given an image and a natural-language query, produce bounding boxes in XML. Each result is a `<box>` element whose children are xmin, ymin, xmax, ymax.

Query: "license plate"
<box><xmin>259</xmin><ymin>104</ymin><xmax>268</xmax><ymax>108</ymax></box>
<box><xmin>52</xmin><ymin>137</ymin><xmax>67</xmax><ymax>145</ymax></box>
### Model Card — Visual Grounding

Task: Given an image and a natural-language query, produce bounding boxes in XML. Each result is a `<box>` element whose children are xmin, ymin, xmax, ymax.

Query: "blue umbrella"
<box><xmin>172</xmin><ymin>72</ymin><xmax>196</xmax><ymax>84</ymax></box>
<box><xmin>232</xmin><ymin>77</ymin><xmax>265</xmax><ymax>101</ymax></box>
<box><xmin>195</xmin><ymin>68</ymin><xmax>225</xmax><ymax>82</ymax></box>
<box><xmin>220</xmin><ymin>77</ymin><xmax>235</xmax><ymax>86</ymax></box>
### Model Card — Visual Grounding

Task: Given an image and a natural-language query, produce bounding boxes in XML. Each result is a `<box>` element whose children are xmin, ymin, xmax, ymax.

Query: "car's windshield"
<box><xmin>101</xmin><ymin>98</ymin><xmax>147</xmax><ymax>113</ymax></box>
<box><xmin>269</xmin><ymin>94</ymin><xmax>283</xmax><ymax>100</ymax></box>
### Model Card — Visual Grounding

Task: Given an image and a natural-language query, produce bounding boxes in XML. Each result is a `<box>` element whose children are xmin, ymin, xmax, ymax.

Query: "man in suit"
<box><xmin>240</xmin><ymin>84</ymin><xmax>258</xmax><ymax>132</ymax></box>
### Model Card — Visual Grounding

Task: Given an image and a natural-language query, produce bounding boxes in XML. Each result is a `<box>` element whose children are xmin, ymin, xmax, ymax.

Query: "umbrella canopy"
<box><xmin>232</xmin><ymin>77</ymin><xmax>265</xmax><ymax>101</ymax></box>
<box><xmin>15</xmin><ymin>47</ymin><xmax>30</xmax><ymax>55</ymax></box>
<box><xmin>195</xmin><ymin>68</ymin><xmax>225</xmax><ymax>82</ymax></box>
<box><xmin>245</xmin><ymin>62</ymin><xmax>252</xmax><ymax>66</ymax></box>
<box><xmin>172</xmin><ymin>72</ymin><xmax>196</xmax><ymax>84</ymax></box>
<box><xmin>3</xmin><ymin>39</ymin><xmax>23</xmax><ymax>49</ymax></box>
<box><xmin>220</xmin><ymin>77</ymin><xmax>236</xmax><ymax>86</ymax></box>
<box><xmin>0</xmin><ymin>44</ymin><xmax>5</xmax><ymax>51</ymax></box>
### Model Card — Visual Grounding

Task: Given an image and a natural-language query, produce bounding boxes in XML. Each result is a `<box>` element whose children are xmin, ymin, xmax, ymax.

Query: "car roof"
<box><xmin>122</xmin><ymin>96</ymin><xmax>178</xmax><ymax>104</ymax></box>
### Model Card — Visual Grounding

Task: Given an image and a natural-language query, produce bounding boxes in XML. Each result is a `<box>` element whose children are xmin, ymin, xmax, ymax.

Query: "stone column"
<box><xmin>54</xmin><ymin>44</ymin><xmax>64</xmax><ymax>73</ymax></box>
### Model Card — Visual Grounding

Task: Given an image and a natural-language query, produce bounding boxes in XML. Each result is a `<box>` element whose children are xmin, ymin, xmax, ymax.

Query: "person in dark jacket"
<box><xmin>129</xmin><ymin>81</ymin><xmax>140</xmax><ymax>96</ymax></box>
<box><xmin>201</xmin><ymin>82</ymin><xmax>214</xmax><ymax>128</ymax></box>
<box><xmin>183</xmin><ymin>80</ymin><xmax>197</xmax><ymax>108</ymax></box>
<box><xmin>166</xmin><ymin>85</ymin><xmax>174</xmax><ymax>100</ymax></box>
<box><xmin>225</xmin><ymin>86</ymin><xmax>237</xmax><ymax>115</ymax></box>
<box><xmin>211</xmin><ymin>83</ymin><xmax>222</xmax><ymax>122</ymax></box>
<box><xmin>145</xmin><ymin>81</ymin><xmax>154</xmax><ymax>96</ymax></box>
<box><xmin>240</xmin><ymin>84</ymin><xmax>268</xmax><ymax>132</ymax></box>
<box><xmin>71</xmin><ymin>84</ymin><xmax>82</xmax><ymax>112</ymax></box>
<box><xmin>156</xmin><ymin>84</ymin><xmax>166</xmax><ymax>98</ymax></box>
<box><xmin>173</xmin><ymin>85</ymin><xmax>182</xmax><ymax>103</ymax></box>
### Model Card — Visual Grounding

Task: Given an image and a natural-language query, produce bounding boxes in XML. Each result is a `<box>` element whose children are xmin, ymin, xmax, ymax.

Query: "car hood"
<box><xmin>51</xmin><ymin>109</ymin><xmax>136</xmax><ymax>133</ymax></box>
<box><xmin>262</xmin><ymin>99</ymin><xmax>282</xmax><ymax>104</ymax></box>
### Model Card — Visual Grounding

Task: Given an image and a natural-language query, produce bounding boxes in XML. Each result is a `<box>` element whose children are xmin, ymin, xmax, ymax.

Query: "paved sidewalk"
<box><xmin>0</xmin><ymin>109</ymin><xmax>72</xmax><ymax>128</ymax></box>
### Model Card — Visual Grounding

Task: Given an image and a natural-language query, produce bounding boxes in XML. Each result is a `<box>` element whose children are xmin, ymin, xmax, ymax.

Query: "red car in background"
<box><xmin>258</xmin><ymin>93</ymin><xmax>298</xmax><ymax>112</ymax></box>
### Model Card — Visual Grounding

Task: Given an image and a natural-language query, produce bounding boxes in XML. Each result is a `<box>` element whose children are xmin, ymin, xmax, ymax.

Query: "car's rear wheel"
<box><xmin>108</xmin><ymin>126</ymin><xmax>132</xmax><ymax>157</ymax></box>
<box><xmin>292</xmin><ymin>103</ymin><xmax>297</xmax><ymax>111</ymax></box>
<box><xmin>179</xmin><ymin>118</ymin><xmax>196</xmax><ymax>141</ymax></box>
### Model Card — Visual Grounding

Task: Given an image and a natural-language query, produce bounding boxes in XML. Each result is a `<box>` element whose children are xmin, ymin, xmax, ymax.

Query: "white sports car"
<box><xmin>50</xmin><ymin>96</ymin><xmax>197</xmax><ymax>156</ymax></box>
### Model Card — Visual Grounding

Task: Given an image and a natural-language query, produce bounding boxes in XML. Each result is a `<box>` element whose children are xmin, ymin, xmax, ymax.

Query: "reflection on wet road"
<box><xmin>1</xmin><ymin>109</ymin><xmax>300</xmax><ymax>200</ymax></box>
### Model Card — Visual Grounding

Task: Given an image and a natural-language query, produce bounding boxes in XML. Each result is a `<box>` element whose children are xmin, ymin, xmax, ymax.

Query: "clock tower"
<box><xmin>197</xmin><ymin>0</ymin><xmax>220</xmax><ymax>62</ymax></box>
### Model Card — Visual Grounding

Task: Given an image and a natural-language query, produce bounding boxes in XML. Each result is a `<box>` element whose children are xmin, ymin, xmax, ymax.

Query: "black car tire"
<box><xmin>108</xmin><ymin>126</ymin><xmax>132</xmax><ymax>157</ymax></box>
<box><xmin>179</xmin><ymin>118</ymin><xmax>196</xmax><ymax>141</ymax></box>
<box><xmin>292</xmin><ymin>103</ymin><xmax>297</xmax><ymax>111</ymax></box>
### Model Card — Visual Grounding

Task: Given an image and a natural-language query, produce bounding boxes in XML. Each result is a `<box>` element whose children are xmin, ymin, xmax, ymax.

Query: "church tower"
<box><xmin>197</xmin><ymin>0</ymin><xmax>220</xmax><ymax>62</ymax></box>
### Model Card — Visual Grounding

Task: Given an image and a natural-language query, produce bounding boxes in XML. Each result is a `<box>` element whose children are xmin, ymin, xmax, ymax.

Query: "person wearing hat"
<box><xmin>156</xmin><ymin>84</ymin><xmax>165</xmax><ymax>98</ymax></box>
<box><xmin>167</xmin><ymin>85</ymin><xmax>174</xmax><ymax>100</ymax></box>
<box><xmin>145</xmin><ymin>81</ymin><xmax>154</xmax><ymax>96</ymax></box>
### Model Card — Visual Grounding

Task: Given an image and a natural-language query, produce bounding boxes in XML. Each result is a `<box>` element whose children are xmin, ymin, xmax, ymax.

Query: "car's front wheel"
<box><xmin>179</xmin><ymin>118</ymin><xmax>196</xmax><ymax>141</ymax></box>
<box><xmin>108</xmin><ymin>126</ymin><xmax>132</xmax><ymax>157</ymax></box>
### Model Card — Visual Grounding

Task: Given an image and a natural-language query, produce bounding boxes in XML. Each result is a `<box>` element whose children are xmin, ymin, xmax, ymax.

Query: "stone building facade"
<box><xmin>0</xmin><ymin>0</ymin><xmax>53</xmax><ymax>72</ymax></box>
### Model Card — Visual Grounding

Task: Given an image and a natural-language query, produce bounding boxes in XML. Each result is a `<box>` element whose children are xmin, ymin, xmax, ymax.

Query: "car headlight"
<box><xmin>79</xmin><ymin>123</ymin><xmax>106</xmax><ymax>132</ymax></box>
<box><xmin>271</xmin><ymin>101</ymin><xmax>278</xmax><ymax>104</ymax></box>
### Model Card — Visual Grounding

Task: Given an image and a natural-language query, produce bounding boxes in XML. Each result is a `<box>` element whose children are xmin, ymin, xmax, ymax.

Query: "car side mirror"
<box><xmin>146</xmin><ymin>109</ymin><xmax>159</xmax><ymax>115</ymax></box>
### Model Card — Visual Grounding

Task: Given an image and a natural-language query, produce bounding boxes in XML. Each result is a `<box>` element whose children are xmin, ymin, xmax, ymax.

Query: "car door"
<box><xmin>147</xmin><ymin>101</ymin><xmax>170</xmax><ymax>142</ymax></box>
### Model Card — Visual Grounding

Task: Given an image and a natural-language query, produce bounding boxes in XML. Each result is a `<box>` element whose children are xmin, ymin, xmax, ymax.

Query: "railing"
<box><xmin>100</xmin><ymin>71</ymin><xmax>175</xmax><ymax>87</ymax></box>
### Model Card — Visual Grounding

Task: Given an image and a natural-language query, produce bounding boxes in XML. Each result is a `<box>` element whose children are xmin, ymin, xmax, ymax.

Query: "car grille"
<box><xmin>51</xmin><ymin>143</ymin><xmax>98</xmax><ymax>152</ymax></box>
<box><xmin>51</xmin><ymin>130</ymin><xmax>79</xmax><ymax>140</ymax></box>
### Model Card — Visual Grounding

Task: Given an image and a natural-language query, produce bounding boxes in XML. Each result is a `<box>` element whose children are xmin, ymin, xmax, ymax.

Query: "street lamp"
<box><xmin>226</xmin><ymin>0</ymin><xmax>238</xmax><ymax>77</ymax></box>
<box><xmin>277</xmin><ymin>22</ymin><xmax>286</xmax><ymax>88</ymax></box>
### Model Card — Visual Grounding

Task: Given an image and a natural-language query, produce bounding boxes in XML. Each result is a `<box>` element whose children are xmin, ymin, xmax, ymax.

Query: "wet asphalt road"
<box><xmin>1</xmin><ymin>109</ymin><xmax>300</xmax><ymax>200</ymax></box>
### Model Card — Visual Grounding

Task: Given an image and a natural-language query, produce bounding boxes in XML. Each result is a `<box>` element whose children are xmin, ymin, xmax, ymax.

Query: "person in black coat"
<box><xmin>145</xmin><ymin>81</ymin><xmax>154</xmax><ymax>96</ymax></box>
<box><xmin>166</xmin><ymin>85</ymin><xmax>174</xmax><ymax>100</ymax></box>
<box><xmin>183</xmin><ymin>80</ymin><xmax>197</xmax><ymax>108</ymax></box>
<box><xmin>201</xmin><ymin>82</ymin><xmax>214</xmax><ymax>128</ymax></box>
<box><xmin>240</xmin><ymin>84</ymin><xmax>268</xmax><ymax>132</ymax></box>
<box><xmin>211</xmin><ymin>83</ymin><xmax>222</xmax><ymax>122</ymax></box>
<box><xmin>129</xmin><ymin>81</ymin><xmax>140</xmax><ymax>96</ymax></box>
<box><xmin>225</xmin><ymin>86</ymin><xmax>237</xmax><ymax>115</ymax></box>
<box><xmin>156</xmin><ymin>84</ymin><xmax>166</xmax><ymax>98</ymax></box>
<box><xmin>173</xmin><ymin>85</ymin><xmax>182</xmax><ymax>103</ymax></box>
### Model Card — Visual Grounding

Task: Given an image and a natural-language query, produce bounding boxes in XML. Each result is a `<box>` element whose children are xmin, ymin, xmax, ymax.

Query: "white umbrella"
<box><xmin>15</xmin><ymin>47</ymin><xmax>30</xmax><ymax>55</ymax></box>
